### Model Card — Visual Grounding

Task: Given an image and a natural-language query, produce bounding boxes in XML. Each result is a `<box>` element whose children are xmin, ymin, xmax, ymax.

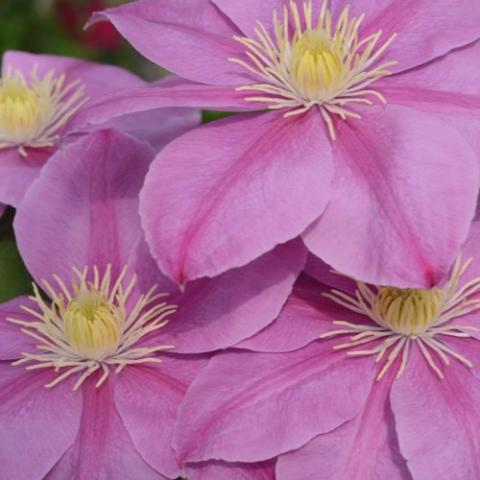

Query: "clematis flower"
<box><xmin>76</xmin><ymin>0</ymin><xmax>480</xmax><ymax>288</ymax></box>
<box><xmin>173</xmin><ymin>221</ymin><xmax>480</xmax><ymax>479</ymax></box>
<box><xmin>0</xmin><ymin>129</ymin><xmax>305</xmax><ymax>479</ymax></box>
<box><xmin>0</xmin><ymin>50</ymin><xmax>199</xmax><ymax>208</ymax></box>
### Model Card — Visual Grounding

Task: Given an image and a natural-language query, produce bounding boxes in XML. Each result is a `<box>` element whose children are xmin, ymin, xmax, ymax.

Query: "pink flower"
<box><xmin>173</xmin><ymin>222</ymin><xmax>480</xmax><ymax>479</ymax></box>
<box><xmin>75</xmin><ymin>0</ymin><xmax>480</xmax><ymax>288</ymax></box>
<box><xmin>0</xmin><ymin>50</ymin><xmax>200</xmax><ymax>208</ymax></box>
<box><xmin>0</xmin><ymin>129</ymin><xmax>304</xmax><ymax>479</ymax></box>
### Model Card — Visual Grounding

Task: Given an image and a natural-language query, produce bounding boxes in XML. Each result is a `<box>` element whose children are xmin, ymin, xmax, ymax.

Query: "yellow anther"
<box><xmin>373</xmin><ymin>287</ymin><xmax>445</xmax><ymax>335</ymax></box>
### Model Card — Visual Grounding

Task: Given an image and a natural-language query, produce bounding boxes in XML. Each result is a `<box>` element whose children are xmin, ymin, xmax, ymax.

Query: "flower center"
<box><xmin>322</xmin><ymin>256</ymin><xmax>480</xmax><ymax>381</ymax></box>
<box><xmin>230</xmin><ymin>0</ymin><xmax>397</xmax><ymax>139</ymax></box>
<box><xmin>0</xmin><ymin>66</ymin><xmax>87</xmax><ymax>157</ymax></box>
<box><xmin>289</xmin><ymin>30</ymin><xmax>342</xmax><ymax>100</ymax></box>
<box><xmin>9</xmin><ymin>265</ymin><xmax>176</xmax><ymax>390</ymax></box>
<box><xmin>64</xmin><ymin>289</ymin><xmax>122</xmax><ymax>361</ymax></box>
<box><xmin>373</xmin><ymin>287</ymin><xmax>445</xmax><ymax>336</ymax></box>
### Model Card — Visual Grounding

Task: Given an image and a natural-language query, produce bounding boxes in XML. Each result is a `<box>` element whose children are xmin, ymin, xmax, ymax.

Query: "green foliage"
<box><xmin>0</xmin><ymin>210</ymin><xmax>32</xmax><ymax>303</ymax></box>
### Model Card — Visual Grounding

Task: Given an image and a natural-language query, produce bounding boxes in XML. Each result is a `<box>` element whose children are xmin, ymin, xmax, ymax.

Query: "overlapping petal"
<box><xmin>304</xmin><ymin>105</ymin><xmax>479</xmax><ymax>288</ymax></box>
<box><xmin>141</xmin><ymin>110</ymin><xmax>332</xmax><ymax>284</ymax></box>
<box><xmin>115</xmin><ymin>357</ymin><xmax>208</xmax><ymax>479</ymax></box>
<box><xmin>173</xmin><ymin>342</ymin><xmax>375</xmax><ymax>463</ymax></box>
<box><xmin>128</xmin><ymin>237</ymin><xmax>306</xmax><ymax>353</ymax></box>
<box><xmin>237</xmin><ymin>274</ymin><xmax>353</xmax><ymax>353</ymax></box>
<box><xmin>277</xmin><ymin>373</ymin><xmax>410</xmax><ymax>480</ymax></box>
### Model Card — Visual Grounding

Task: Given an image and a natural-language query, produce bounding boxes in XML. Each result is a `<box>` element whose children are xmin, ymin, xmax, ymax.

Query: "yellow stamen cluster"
<box><xmin>9</xmin><ymin>265</ymin><xmax>176</xmax><ymax>390</ymax></box>
<box><xmin>230</xmin><ymin>0</ymin><xmax>397</xmax><ymax>139</ymax></box>
<box><xmin>322</xmin><ymin>256</ymin><xmax>480</xmax><ymax>381</ymax></box>
<box><xmin>0</xmin><ymin>66</ymin><xmax>87</xmax><ymax>157</ymax></box>
<box><xmin>372</xmin><ymin>287</ymin><xmax>445</xmax><ymax>336</ymax></box>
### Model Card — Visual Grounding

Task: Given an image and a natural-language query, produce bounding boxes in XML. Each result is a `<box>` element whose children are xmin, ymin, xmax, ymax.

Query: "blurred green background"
<box><xmin>0</xmin><ymin>0</ymin><xmax>162</xmax><ymax>78</ymax></box>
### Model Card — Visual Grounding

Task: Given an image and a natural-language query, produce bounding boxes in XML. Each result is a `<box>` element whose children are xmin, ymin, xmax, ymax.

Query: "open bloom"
<box><xmin>0</xmin><ymin>50</ymin><xmax>199</xmax><ymax>208</ymax></box>
<box><xmin>0</xmin><ymin>129</ymin><xmax>305</xmax><ymax>479</ymax></box>
<box><xmin>173</xmin><ymin>222</ymin><xmax>480</xmax><ymax>479</ymax></box>
<box><xmin>74</xmin><ymin>0</ymin><xmax>480</xmax><ymax>288</ymax></box>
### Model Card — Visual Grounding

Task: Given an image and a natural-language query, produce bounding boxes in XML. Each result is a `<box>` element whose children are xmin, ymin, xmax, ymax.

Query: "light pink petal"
<box><xmin>0</xmin><ymin>297</ymin><xmax>38</xmax><ymax>360</ymax></box>
<box><xmin>115</xmin><ymin>356</ymin><xmax>209</xmax><ymax>479</ymax></box>
<box><xmin>3</xmin><ymin>50</ymin><xmax>144</xmax><ymax>101</ymax></box>
<box><xmin>331</xmin><ymin>0</ymin><xmax>480</xmax><ymax>73</ymax></box>
<box><xmin>46</xmin><ymin>377</ymin><xmax>166</xmax><ymax>480</ymax></box>
<box><xmin>141</xmin><ymin>110</ymin><xmax>332</xmax><ymax>284</ymax></box>
<box><xmin>127</xmin><ymin>237</ymin><xmax>306</xmax><ymax>353</ymax></box>
<box><xmin>71</xmin><ymin>78</ymin><xmax>260</xmax><ymax>133</ymax></box>
<box><xmin>96</xmin><ymin>107</ymin><xmax>201</xmax><ymax>152</ymax></box>
<box><xmin>0</xmin><ymin>364</ymin><xmax>82</xmax><ymax>480</ymax></box>
<box><xmin>383</xmin><ymin>40</ymin><xmax>480</xmax><ymax>153</ymax></box>
<box><xmin>0</xmin><ymin>148</ymin><xmax>50</xmax><ymax>207</ymax></box>
<box><xmin>237</xmin><ymin>274</ymin><xmax>366</xmax><ymax>353</ymax></box>
<box><xmin>212</xmin><ymin>0</ymin><xmax>282</xmax><ymax>36</ymax></box>
<box><xmin>391</xmin><ymin>345</ymin><xmax>480</xmax><ymax>479</ymax></box>
<box><xmin>158</xmin><ymin>240</ymin><xmax>306</xmax><ymax>353</ymax></box>
<box><xmin>14</xmin><ymin>129</ymin><xmax>154</xmax><ymax>285</ymax></box>
<box><xmin>187</xmin><ymin>460</ymin><xmax>276</xmax><ymax>480</ymax></box>
<box><xmin>173</xmin><ymin>342</ymin><xmax>376</xmax><ymax>463</ymax></box>
<box><xmin>303</xmin><ymin>104</ymin><xmax>479</xmax><ymax>288</ymax></box>
<box><xmin>277</xmin><ymin>372</ymin><xmax>410</xmax><ymax>480</ymax></box>
<box><xmin>89</xmin><ymin>0</ymin><xmax>249</xmax><ymax>85</ymax></box>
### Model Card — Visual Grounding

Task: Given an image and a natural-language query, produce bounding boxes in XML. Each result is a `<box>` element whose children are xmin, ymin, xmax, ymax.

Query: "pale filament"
<box><xmin>321</xmin><ymin>255</ymin><xmax>480</xmax><ymax>381</ymax></box>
